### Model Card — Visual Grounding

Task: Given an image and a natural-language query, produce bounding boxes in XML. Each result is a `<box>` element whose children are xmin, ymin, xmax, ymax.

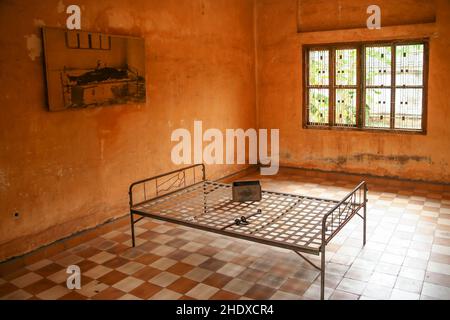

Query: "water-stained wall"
<box><xmin>0</xmin><ymin>0</ymin><xmax>257</xmax><ymax>261</ymax></box>
<box><xmin>1</xmin><ymin>0</ymin><xmax>450</xmax><ymax>262</ymax></box>
<box><xmin>256</xmin><ymin>0</ymin><xmax>450</xmax><ymax>183</ymax></box>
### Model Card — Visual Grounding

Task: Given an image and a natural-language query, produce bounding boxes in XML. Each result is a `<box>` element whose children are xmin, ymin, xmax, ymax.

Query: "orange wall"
<box><xmin>2</xmin><ymin>0</ymin><xmax>450</xmax><ymax>262</ymax></box>
<box><xmin>297</xmin><ymin>0</ymin><xmax>437</xmax><ymax>32</ymax></box>
<box><xmin>0</xmin><ymin>0</ymin><xmax>256</xmax><ymax>261</ymax></box>
<box><xmin>256</xmin><ymin>0</ymin><xmax>450</xmax><ymax>182</ymax></box>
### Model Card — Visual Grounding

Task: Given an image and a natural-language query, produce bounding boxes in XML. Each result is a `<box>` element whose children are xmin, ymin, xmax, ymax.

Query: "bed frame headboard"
<box><xmin>129</xmin><ymin>164</ymin><xmax>206</xmax><ymax>208</ymax></box>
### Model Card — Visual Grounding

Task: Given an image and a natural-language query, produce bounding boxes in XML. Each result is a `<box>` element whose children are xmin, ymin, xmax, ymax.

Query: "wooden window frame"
<box><xmin>302</xmin><ymin>39</ymin><xmax>429</xmax><ymax>134</ymax></box>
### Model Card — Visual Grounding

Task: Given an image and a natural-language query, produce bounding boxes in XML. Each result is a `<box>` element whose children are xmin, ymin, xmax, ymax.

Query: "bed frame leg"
<box><xmin>363</xmin><ymin>184</ymin><xmax>367</xmax><ymax>246</ymax></box>
<box><xmin>320</xmin><ymin>245</ymin><xmax>325</xmax><ymax>300</ymax></box>
<box><xmin>203</xmin><ymin>183</ymin><xmax>207</xmax><ymax>214</ymax></box>
<box><xmin>130</xmin><ymin>212</ymin><xmax>136</xmax><ymax>247</ymax></box>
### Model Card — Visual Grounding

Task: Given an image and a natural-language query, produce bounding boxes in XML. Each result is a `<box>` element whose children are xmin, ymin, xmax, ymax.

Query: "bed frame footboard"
<box><xmin>319</xmin><ymin>181</ymin><xmax>368</xmax><ymax>300</ymax></box>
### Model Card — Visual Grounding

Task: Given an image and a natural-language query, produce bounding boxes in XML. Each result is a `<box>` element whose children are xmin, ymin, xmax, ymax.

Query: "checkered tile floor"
<box><xmin>1</xmin><ymin>168</ymin><xmax>450</xmax><ymax>300</ymax></box>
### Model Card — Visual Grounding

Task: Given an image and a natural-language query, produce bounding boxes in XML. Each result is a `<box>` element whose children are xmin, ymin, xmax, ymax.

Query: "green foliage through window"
<box><xmin>305</xmin><ymin>41</ymin><xmax>426</xmax><ymax>132</ymax></box>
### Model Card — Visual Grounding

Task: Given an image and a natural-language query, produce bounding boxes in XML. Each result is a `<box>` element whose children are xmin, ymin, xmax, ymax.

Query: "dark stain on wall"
<box><xmin>321</xmin><ymin>153</ymin><xmax>432</xmax><ymax>166</ymax></box>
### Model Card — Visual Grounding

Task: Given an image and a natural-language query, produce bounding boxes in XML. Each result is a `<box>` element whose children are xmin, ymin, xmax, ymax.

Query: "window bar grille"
<box><xmin>364</xmin><ymin>45</ymin><xmax>392</xmax><ymax>129</ymax></box>
<box><xmin>391</xmin><ymin>44</ymin><xmax>396</xmax><ymax>129</ymax></box>
<box><xmin>307</xmin><ymin>49</ymin><xmax>330</xmax><ymax>126</ymax></box>
<box><xmin>304</xmin><ymin>41</ymin><xmax>426</xmax><ymax>132</ymax></box>
<box><xmin>394</xmin><ymin>44</ymin><xmax>424</xmax><ymax>130</ymax></box>
<box><xmin>334</xmin><ymin>48</ymin><xmax>358</xmax><ymax>127</ymax></box>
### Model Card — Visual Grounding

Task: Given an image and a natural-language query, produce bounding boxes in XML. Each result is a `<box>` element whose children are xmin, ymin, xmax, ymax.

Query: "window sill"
<box><xmin>303</xmin><ymin>125</ymin><xmax>426</xmax><ymax>135</ymax></box>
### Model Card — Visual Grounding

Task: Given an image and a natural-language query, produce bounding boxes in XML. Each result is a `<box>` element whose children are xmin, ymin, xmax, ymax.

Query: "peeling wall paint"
<box><xmin>0</xmin><ymin>0</ymin><xmax>256</xmax><ymax>261</ymax></box>
<box><xmin>256</xmin><ymin>0</ymin><xmax>450</xmax><ymax>182</ymax></box>
<box><xmin>2</xmin><ymin>0</ymin><xmax>449</xmax><ymax>263</ymax></box>
<box><xmin>57</xmin><ymin>0</ymin><xmax>65</xmax><ymax>14</ymax></box>
<box><xmin>0</xmin><ymin>170</ymin><xmax>10</xmax><ymax>192</ymax></box>
<box><xmin>24</xmin><ymin>34</ymin><xmax>42</xmax><ymax>61</ymax></box>
<box><xmin>33</xmin><ymin>19</ymin><xmax>46</xmax><ymax>27</ymax></box>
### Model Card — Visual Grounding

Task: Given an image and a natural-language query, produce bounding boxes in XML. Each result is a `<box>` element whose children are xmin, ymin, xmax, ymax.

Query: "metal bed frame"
<box><xmin>129</xmin><ymin>164</ymin><xmax>368</xmax><ymax>300</ymax></box>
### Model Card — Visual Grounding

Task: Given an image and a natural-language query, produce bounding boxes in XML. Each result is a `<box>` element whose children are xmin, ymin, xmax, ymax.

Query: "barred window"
<box><xmin>303</xmin><ymin>40</ymin><xmax>428</xmax><ymax>133</ymax></box>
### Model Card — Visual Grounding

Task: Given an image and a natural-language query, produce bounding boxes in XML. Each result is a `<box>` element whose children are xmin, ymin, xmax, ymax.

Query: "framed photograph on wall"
<box><xmin>42</xmin><ymin>27</ymin><xmax>146</xmax><ymax>111</ymax></box>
